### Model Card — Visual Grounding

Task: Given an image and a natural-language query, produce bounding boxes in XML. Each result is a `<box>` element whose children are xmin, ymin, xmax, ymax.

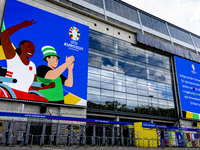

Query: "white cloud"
<box><xmin>123</xmin><ymin>0</ymin><xmax>200</xmax><ymax>36</ymax></box>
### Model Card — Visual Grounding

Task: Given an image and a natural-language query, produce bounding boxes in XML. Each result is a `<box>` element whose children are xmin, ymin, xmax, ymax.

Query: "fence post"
<box><xmin>143</xmin><ymin>139</ymin><xmax>144</xmax><ymax>148</ymax></box>
<box><xmin>49</xmin><ymin>135</ymin><xmax>52</xmax><ymax>148</ymax></box>
<box><xmin>99</xmin><ymin>137</ymin><xmax>100</xmax><ymax>148</ymax></box>
<box><xmin>70</xmin><ymin>124</ymin><xmax>73</xmax><ymax>146</ymax></box>
<box><xmin>56</xmin><ymin>123</ymin><xmax>60</xmax><ymax>146</ymax></box>
<box><xmin>40</xmin><ymin>135</ymin><xmax>43</xmax><ymax>148</ymax></box>
<box><xmin>112</xmin><ymin>126</ymin><xmax>114</xmax><ymax>147</ymax></box>
<box><xmin>106</xmin><ymin>137</ymin><xmax>107</xmax><ymax>148</ymax></box>
<box><xmin>102</xmin><ymin>125</ymin><xmax>105</xmax><ymax>146</ymax></box>
<box><xmin>84</xmin><ymin>135</ymin><xmax>86</xmax><ymax>148</ymax></box>
<box><xmin>82</xmin><ymin>125</ymin><xmax>86</xmax><ymax>146</ymax></box>
<box><xmin>25</xmin><ymin>121</ymin><xmax>31</xmax><ymax>145</ymax></box>
<box><xmin>41</xmin><ymin>122</ymin><xmax>46</xmax><ymax>146</ymax></box>
<box><xmin>3</xmin><ymin>134</ymin><xmax>5</xmax><ymax>147</ymax></box>
<box><xmin>162</xmin><ymin>139</ymin><xmax>164</xmax><ymax>149</ymax></box>
<box><xmin>92</xmin><ymin>125</ymin><xmax>96</xmax><ymax>146</ymax></box>
<box><xmin>12</xmin><ymin>135</ymin><xmax>15</xmax><ymax>147</ymax></box>
<box><xmin>30</xmin><ymin>134</ymin><xmax>33</xmax><ymax>148</ymax></box>
<box><xmin>0</xmin><ymin>134</ymin><xmax>2</xmax><ymax>146</ymax></box>
<box><xmin>129</xmin><ymin>128</ymin><xmax>132</xmax><ymax>146</ymax></box>
<box><xmin>20</xmin><ymin>134</ymin><xmax>24</xmax><ymax>148</ymax></box>
<box><xmin>9</xmin><ymin>134</ymin><xmax>13</xmax><ymax>148</ymax></box>
<box><xmin>59</xmin><ymin>135</ymin><xmax>61</xmax><ymax>148</ymax></box>
<box><xmin>128</xmin><ymin>138</ymin><xmax>129</xmax><ymax>148</ymax></box>
<box><xmin>91</xmin><ymin>137</ymin><xmax>93</xmax><ymax>147</ymax></box>
<box><xmin>120</xmin><ymin>127</ymin><xmax>124</xmax><ymax>146</ymax></box>
<box><xmin>7</xmin><ymin>120</ymin><xmax>14</xmax><ymax>146</ymax></box>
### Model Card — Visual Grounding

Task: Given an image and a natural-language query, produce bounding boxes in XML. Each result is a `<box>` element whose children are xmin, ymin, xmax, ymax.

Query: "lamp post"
<box><xmin>149</xmin><ymin>95</ymin><xmax>153</xmax><ymax>114</ymax></box>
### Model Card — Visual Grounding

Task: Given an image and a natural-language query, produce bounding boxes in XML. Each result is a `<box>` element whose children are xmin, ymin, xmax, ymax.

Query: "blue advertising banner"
<box><xmin>0</xmin><ymin>112</ymin><xmax>134</xmax><ymax>125</ymax></box>
<box><xmin>175</xmin><ymin>56</ymin><xmax>200</xmax><ymax>117</ymax></box>
<box><xmin>1</xmin><ymin>112</ymin><xmax>200</xmax><ymax>132</ymax></box>
<box><xmin>142</xmin><ymin>122</ymin><xmax>156</xmax><ymax>128</ymax></box>
<box><xmin>0</xmin><ymin>0</ymin><xmax>89</xmax><ymax>106</ymax></box>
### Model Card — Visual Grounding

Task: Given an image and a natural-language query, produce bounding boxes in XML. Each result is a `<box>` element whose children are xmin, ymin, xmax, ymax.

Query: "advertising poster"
<box><xmin>175</xmin><ymin>56</ymin><xmax>200</xmax><ymax>119</ymax></box>
<box><xmin>0</xmin><ymin>0</ymin><xmax>89</xmax><ymax>106</ymax></box>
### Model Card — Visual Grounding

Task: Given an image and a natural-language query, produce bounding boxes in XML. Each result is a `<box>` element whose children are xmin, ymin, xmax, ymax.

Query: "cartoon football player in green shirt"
<box><xmin>37</xmin><ymin>46</ymin><xmax>74</xmax><ymax>104</ymax></box>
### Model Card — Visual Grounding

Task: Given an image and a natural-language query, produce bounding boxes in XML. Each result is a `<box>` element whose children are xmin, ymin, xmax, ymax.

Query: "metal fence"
<box><xmin>1</xmin><ymin>133</ymin><xmax>200</xmax><ymax>149</ymax></box>
<box><xmin>0</xmin><ymin>120</ymin><xmax>199</xmax><ymax>149</ymax></box>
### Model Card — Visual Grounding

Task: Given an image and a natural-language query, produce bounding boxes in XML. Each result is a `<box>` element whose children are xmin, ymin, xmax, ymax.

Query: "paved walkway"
<box><xmin>0</xmin><ymin>145</ymin><xmax>198</xmax><ymax>150</ymax></box>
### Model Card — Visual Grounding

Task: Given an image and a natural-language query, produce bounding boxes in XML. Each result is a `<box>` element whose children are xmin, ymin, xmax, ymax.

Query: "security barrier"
<box><xmin>0</xmin><ymin>120</ymin><xmax>199</xmax><ymax>149</ymax></box>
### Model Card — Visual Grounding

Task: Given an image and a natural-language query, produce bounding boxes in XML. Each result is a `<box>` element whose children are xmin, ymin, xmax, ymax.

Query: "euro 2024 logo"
<box><xmin>69</xmin><ymin>27</ymin><xmax>80</xmax><ymax>41</ymax></box>
<box><xmin>64</xmin><ymin>27</ymin><xmax>83</xmax><ymax>51</ymax></box>
<box><xmin>191</xmin><ymin>64</ymin><xmax>197</xmax><ymax>74</ymax></box>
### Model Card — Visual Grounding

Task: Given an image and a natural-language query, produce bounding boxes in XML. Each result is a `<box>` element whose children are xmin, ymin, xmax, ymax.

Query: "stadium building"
<box><xmin>0</xmin><ymin>0</ymin><xmax>200</xmax><ymax>148</ymax></box>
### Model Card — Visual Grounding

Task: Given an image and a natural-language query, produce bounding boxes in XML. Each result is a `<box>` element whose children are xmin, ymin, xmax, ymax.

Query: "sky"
<box><xmin>122</xmin><ymin>0</ymin><xmax>200</xmax><ymax>36</ymax></box>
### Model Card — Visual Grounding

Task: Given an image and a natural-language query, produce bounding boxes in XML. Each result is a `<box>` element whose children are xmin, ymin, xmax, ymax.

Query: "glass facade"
<box><xmin>192</xmin><ymin>35</ymin><xmax>200</xmax><ymax>48</ymax></box>
<box><xmin>104</xmin><ymin>0</ymin><xmax>139</xmax><ymax>23</ymax></box>
<box><xmin>84</xmin><ymin>0</ymin><xmax>200</xmax><ymax>49</ymax></box>
<box><xmin>168</xmin><ymin>25</ymin><xmax>193</xmax><ymax>45</ymax></box>
<box><xmin>140</xmin><ymin>13</ymin><xmax>168</xmax><ymax>35</ymax></box>
<box><xmin>87</xmin><ymin>30</ymin><xmax>176</xmax><ymax>118</ymax></box>
<box><xmin>84</xmin><ymin>0</ymin><xmax>104</xmax><ymax>8</ymax></box>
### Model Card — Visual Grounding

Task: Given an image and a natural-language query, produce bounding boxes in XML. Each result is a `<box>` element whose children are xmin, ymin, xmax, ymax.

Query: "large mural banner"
<box><xmin>0</xmin><ymin>0</ymin><xmax>89</xmax><ymax>106</ymax></box>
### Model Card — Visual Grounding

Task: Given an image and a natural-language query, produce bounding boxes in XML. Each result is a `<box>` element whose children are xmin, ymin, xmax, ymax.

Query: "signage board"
<box><xmin>0</xmin><ymin>0</ymin><xmax>89</xmax><ymax>106</ymax></box>
<box><xmin>175</xmin><ymin>56</ymin><xmax>200</xmax><ymax>119</ymax></box>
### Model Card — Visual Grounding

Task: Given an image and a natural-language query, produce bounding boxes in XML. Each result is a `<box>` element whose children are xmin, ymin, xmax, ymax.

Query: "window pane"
<box><xmin>114</xmin><ymin>91</ymin><xmax>126</xmax><ymax>99</ymax></box>
<box><xmin>88</xmin><ymin>80</ymin><xmax>100</xmax><ymax>88</ymax></box>
<box><xmin>127</xmin><ymin>94</ymin><xmax>137</xmax><ymax>100</ymax></box>
<box><xmin>88</xmin><ymin>87</ymin><xmax>100</xmax><ymax>95</ymax></box>
<box><xmin>101</xmin><ymin>89</ymin><xmax>113</xmax><ymax>97</ymax></box>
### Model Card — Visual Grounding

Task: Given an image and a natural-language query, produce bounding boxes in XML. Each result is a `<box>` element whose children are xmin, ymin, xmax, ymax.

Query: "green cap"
<box><xmin>41</xmin><ymin>46</ymin><xmax>60</xmax><ymax>60</ymax></box>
